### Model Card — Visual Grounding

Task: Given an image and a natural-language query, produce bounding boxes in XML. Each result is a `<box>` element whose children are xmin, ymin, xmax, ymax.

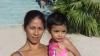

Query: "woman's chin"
<box><xmin>31</xmin><ymin>41</ymin><xmax>40</xmax><ymax>45</ymax></box>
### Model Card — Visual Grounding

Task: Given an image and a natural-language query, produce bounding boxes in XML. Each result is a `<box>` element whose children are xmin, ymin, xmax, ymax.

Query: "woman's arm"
<box><xmin>63</xmin><ymin>38</ymin><xmax>81</xmax><ymax>56</ymax></box>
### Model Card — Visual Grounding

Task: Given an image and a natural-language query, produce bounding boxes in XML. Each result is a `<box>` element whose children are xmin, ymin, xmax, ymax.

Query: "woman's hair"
<box><xmin>47</xmin><ymin>12</ymin><xmax>69</xmax><ymax>30</ymax></box>
<box><xmin>24</xmin><ymin>10</ymin><xmax>45</xmax><ymax>29</ymax></box>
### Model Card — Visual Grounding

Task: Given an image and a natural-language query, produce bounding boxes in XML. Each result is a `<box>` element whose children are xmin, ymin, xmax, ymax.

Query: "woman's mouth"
<box><xmin>32</xmin><ymin>37</ymin><xmax>39</xmax><ymax>41</ymax></box>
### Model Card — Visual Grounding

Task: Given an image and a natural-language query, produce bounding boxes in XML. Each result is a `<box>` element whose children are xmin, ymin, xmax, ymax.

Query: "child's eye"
<box><xmin>54</xmin><ymin>30</ymin><xmax>59</xmax><ymax>32</ymax></box>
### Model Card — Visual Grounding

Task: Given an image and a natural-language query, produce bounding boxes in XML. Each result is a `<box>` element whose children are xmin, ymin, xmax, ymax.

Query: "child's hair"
<box><xmin>24</xmin><ymin>10</ymin><xmax>45</xmax><ymax>29</ymax></box>
<box><xmin>47</xmin><ymin>12</ymin><xmax>69</xmax><ymax>30</ymax></box>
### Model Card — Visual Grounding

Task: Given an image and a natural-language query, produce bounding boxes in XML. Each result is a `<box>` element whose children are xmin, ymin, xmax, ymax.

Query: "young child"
<box><xmin>47</xmin><ymin>12</ymin><xmax>81</xmax><ymax>56</ymax></box>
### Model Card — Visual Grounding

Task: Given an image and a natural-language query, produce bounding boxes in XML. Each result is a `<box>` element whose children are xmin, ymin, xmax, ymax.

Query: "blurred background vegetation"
<box><xmin>50</xmin><ymin>0</ymin><xmax>100</xmax><ymax>37</ymax></box>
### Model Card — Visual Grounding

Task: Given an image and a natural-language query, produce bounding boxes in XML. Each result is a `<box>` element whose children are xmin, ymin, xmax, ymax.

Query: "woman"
<box><xmin>11</xmin><ymin>10</ymin><xmax>48</xmax><ymax>56</ymax></box>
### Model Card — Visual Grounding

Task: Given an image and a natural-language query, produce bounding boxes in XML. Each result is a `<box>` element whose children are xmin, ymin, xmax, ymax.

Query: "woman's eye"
<box><xmin>62</xmin><ymin>30</ymin><xmax>66</xmax><ymax>33</ymax></box>
<box><xmin>30</xmin><ymin>27</ymin><xmax>35</xmax><ymax>29</ymax></box>
<box><xmin>38</xmin><ymin>28</ymin><xmax>43</xmax><ymax>30</ymax></box>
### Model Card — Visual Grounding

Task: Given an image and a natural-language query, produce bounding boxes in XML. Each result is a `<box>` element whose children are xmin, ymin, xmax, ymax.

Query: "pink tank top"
<box><xmin>49</xmin><ymin>38</ymin><xmax>69</xmax><ymax>56</ymax></box>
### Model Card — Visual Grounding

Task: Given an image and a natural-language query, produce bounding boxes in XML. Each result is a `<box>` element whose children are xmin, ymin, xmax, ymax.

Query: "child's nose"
<box><xmin>59</xmin><ymin>32</ymin><xmax>62</xmax><ymax>37</ymax></box>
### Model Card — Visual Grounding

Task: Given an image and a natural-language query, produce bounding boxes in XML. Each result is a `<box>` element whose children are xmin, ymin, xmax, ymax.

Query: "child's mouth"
<box><xmin>57</xmin><ymin>38</ymin><xmax>63</xmax><ymax>41</ymax></box>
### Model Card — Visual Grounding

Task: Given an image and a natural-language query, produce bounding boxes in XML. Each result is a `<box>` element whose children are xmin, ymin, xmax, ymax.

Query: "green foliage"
<box><xmin>50</xmin><ymin>0</ymin><xmax>100</xmax><ymax>37</ymax></box>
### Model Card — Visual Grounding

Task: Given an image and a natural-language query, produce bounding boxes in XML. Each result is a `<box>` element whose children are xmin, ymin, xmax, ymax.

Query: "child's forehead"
<box><xmin>51</xmin><ymin>24</ymin><xmax>67</xmax><ymax>29</ymax></box>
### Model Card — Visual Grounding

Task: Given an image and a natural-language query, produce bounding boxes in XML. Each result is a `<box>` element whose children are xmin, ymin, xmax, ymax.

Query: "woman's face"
<box><xmin>24</xmin><ymin>17</ymin><xmax>44</xmax><ymax>44</ymax></box>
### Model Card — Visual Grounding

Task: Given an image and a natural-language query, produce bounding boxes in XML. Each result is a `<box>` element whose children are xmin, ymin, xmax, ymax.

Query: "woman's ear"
<box><xmin>22</xmin><ymin>25</ymin><xmax>26</xmax><ymax>32</ymax></box>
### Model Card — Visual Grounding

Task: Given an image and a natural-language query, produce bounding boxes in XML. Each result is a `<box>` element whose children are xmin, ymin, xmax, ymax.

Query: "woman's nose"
<box><xmin>34</xmin><ymin>29</ymin><xmax>38</xmax><ymax>35</ymax></box>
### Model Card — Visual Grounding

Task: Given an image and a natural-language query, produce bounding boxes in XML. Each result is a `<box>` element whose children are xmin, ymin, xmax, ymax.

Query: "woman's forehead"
<box><xmin>28</xmin><ymin>18</ymin><xmax>44</xmax><ymax>27</ymax></box>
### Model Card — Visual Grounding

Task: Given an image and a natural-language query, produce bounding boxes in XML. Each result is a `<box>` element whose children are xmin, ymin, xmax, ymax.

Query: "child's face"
<box><xmin>49</xmin><ymin>24</ymin><xmax>67</xmax><ymax>42</ymax></box>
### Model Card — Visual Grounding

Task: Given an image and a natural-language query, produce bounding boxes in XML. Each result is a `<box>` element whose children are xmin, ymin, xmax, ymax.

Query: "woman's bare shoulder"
<box><xmin>44</xmin><ymin>45</ymin><xmax>48</xmax><ymax>47</ymax></box>
<box><xmin>41</xmin><ymin>43</ymin><xmax>48</xmax><ymax>47</ymax></box>
<box><xmin>11</xmin><ymin>52</ymin><xmax>21</xmax><ymax>56</ymax></box>
<box><xmin>40</xmin><ymin>44</ymin><xmax>48</xmax><ymax>50</ymax></box>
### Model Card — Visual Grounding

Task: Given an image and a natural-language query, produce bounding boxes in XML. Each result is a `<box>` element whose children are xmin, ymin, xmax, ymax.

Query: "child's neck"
<box><xmin>51</xmin><ymin>37</ymin><xmax>65</xmax><ymax>44</ymax></box>
<box><xmin>51</xmin><ymin>38</ymin><xmax>58</xmax><ymax>44</ymax></box>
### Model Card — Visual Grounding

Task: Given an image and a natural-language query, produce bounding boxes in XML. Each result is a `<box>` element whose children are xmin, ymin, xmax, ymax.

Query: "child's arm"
<box><xmin>63</xmin><ymin>38</ymin><xmax>81</xmax><ymax>56</ymax></box>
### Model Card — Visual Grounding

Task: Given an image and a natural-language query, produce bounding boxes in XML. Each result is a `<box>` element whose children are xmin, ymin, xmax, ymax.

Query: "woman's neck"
<box><xmin>25</xmin><ymin>41</ymin><xmax>42</xmax><ymax>50</ymax></box>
